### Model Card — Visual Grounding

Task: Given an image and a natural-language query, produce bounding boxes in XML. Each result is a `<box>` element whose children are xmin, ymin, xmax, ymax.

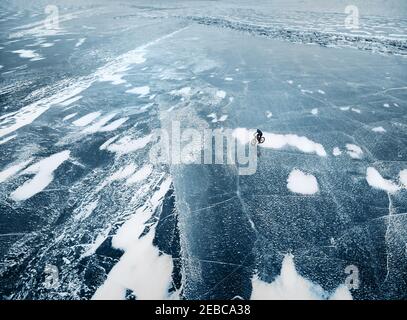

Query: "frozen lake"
<box><xmin>0</xmin><ymin>0</ymin><xmax>406</xmax><ymax>300</ymax></box>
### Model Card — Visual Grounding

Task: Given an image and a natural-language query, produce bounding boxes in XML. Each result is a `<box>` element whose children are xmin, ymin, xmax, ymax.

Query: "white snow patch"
<box><xmin>40</xmin><ymin>42</ymin><xmax>54</xmax><ymax>48</ymax></box>
<box><xmin>96</xmin><ymin>164</ymin><xmax>137</xmax><ymax>192</ymax></box>
<box><xmin>0</xmin><ymin>158</ymin><xmax>33</xmax><ymax>183</ymax></box>
<box><xmin>287</xmin><ymin>80</ymin><xmax>293</xmax><ymax>84</ymax></box>
<box><xmin>311</xmin><ymin>108</ymin><xmax>318</xmax><ymax>115</ymax></box>
<box><xmin>251</xmin><ymin>254</ymin><xmax>352</xmax><ymax>300</ymax></box>
<box><xmin>287</xmin><ymin>169</ymin><xmax>319</xmax><ymax>195</ymax></box>
<box><xmin>366</xmin><ymin>167</ymin><xmax>399</xmax><ymax>193</ymax></box>
<box><xmin>72</xmin><ymin>111</ymin><xmax>101</xmax><ymax>126</ymax></box>
<box><xmin>232</xmin><ymin>128</ymin><xmax>327</xmax><ymax>157</ymax></box>
<box><xmin>126</xmin><ymin>86</ymin><xmax>150</xmax><ymax>96</ymax></box>
<box><xmin>60</xmin><ymin>95</ymin><xmax>82</xmax><ymax>107</ymax></box>
<box><xmin>62</xmin><ymin>112</ymin><xmax>77</xmax><ymax>121</ymax></box>
<box><xmin>372</xmin><ymin>126</ymin><xmax>386</xmax><ymax>133</ymax></box>
<box><xmin>351</xmin><ymin>108</ymin><xmax>361</xmax><ymax>114</ymax></box>
<box><xmin>171</xmin><ymin>86</ymin><xmax>191</xmax><ymax>97</ymax></box>
<box><xmin>266</xmin><ymin>111</ymin><xmax>273</xmax><ymax>118</ymax></box>
<box><xmin>216</xmin><ymin>90</ymin><xmax>226</xmax><ymax>99</ymax></box>
<box><xmin>218</xmin><ymin>115</ymin><xmax>228</xmax><ymax>122</ymax></box>
<box><xmin>81</xmin><ymin>226</ymin><xmax>112</xmax><ymax>258</ymax></box>
<box><xmin>99</xmin><ymin>135</ymin><xmax>119</xmax><ymax>150</ymax></box>
<box><xmin>74</xmin><ymin>199</ymin><xmax>98</xmax><ymax>221</ymax></box>
<box><xmin>207</xmin><ymin>113</ymin><xmax>228</xmax><ymax>123</ymax></box>
<box><xmin>126</xmin><ymin>165</ymin><xmax>153</xmax><ymax>185</ymax></box>
<box><xmin>99</xmin><ymin>73</ymin><xmax>127</xmax><ymax>85</ymax></box>
<box><xmin>106</xmin><ymin>134</ymin><xmax>152</xmax><ymax>155</ymax></box>
<box><xmin>92</xmin><ymin>178</ymin><xmax>174</xmax><ymax>300</ymax></box>
<box><xmin>317</xmin><ymin>89</ymin><xmax>325</xmax><ymax>95</ymax></box>
<box><xmin>82</xmin><ymin>114</ymin><xmax>117</xmax><ymax>134</ymax></box>
<box><xmin>399</xmin><ymin>169</ymin><xmax>407</xmax><ymax>188</ymax></box>
<box><xmin>332</xmin><ymin>147</ymin><xmax>342</xmax><ymax>156</ymax></box>
<box><xmin>345</xmin><ymin>144</ymin><xmax>363</xmax><ymax>159</ymax></box>
<box><xmin>10</xmin><ymin>151</ymin><xmax>70</xmax><ymax>201</ymax></box>
<box><xmin>340</xmin><ymin>106</ymin><xmax>350</xmax><ymax>111</ymax></box>
<box><xmin>12</xmin><ymin>49</ymin><xmax>43</xmax><ymax>61</ymax></box>
<box><xmin>100</xmin><ymin>117</ymin><xmax>129</xmax><ymax>132</ymax></box>
<box><xmin>0</xmin><ymin>134</ymin><xmax>17</xmax><ymax>145</ymax></box>
<box><xmin>108</xmin><ymin>164</ymin><xmax>137</xmax><ymax>182</ymax></box>
<box><xmin>224</xmin><ymin>77</ymin><xmax>233</xmax><ymax>81</ymax></box>
<box><xmin>383</xmin><ymin>103</ymin><xmax>390</xmax><ymax>108</ymax></box>
<box><xmin>75</xmin><ymin>38</ymin><xmax>86</xmax><ymax>47</ymax></box>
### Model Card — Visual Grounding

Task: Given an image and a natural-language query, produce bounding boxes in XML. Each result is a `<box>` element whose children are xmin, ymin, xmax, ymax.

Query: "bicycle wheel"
<box><xmin>259</xmin><ymin>137</ymin><xmax>265</xmax><ymax>144</ymax></box>
<box><xmin>251</xmin><ymin>138</ymin><xmax>257</xmax><ymax>145</ymax></box>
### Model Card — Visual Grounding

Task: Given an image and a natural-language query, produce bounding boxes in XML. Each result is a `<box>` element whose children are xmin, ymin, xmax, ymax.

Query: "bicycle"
<box><xmin>251</xmin><ymin>132</ymin><xmax>265</xmax><ymax>145</ymax></box>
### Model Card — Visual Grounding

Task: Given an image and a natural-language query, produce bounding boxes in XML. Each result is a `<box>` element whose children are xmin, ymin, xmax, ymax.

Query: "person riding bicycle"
<box><xmin>256</xmin><ymin>129</ymin><xmax>263</xmax><ymax>144</ymax></box>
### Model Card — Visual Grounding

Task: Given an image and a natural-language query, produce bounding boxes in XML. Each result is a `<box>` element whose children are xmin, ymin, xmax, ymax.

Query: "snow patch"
<box><xmin>399</xmin><ymin>169</ymin><xmax>407</xmax><ymax>188</ymax></box>
<box><xmin>372</xmin><ymin>126</ymin><xmax>386</xmax><ymax>133</ymax></box>
<box><xmin>346</xmin><ymin>144</ymin><xmax>363</xmax><ymax>159</ymax></box>
<box><xmin>126</xmin><ymin>165</ymin><xmax>153</xmax><ymax>185</ymax></box>
<box><xmin>0</xmin><ymin>134</ymin><xmax>17</xmax><ymax>145</ymax></box>
<box><xmin>126</xmin><ymin>86</ymin><xmax>150</xmax><ymax>96</ymax></box>
<box><xmin>75</xmin><ymin>38</ymin><xmax>86</xmax><ymax>47</ymax></box>
<box><xmin>12</xmin><ymin>49</ymin><xmax>43</xmax><ymax>61</ymax></box>
<box><xmin>287</xmin><ymin>169</ymin><xmax>319</xmax><ymax>195</ymax></box>
<box><xmin>72</xmin><ymin>111</ymin><xmax>101</xmax><ymax>126</ymax></box>
<box><xmin>332</xmin><ymin>147</ymin><xmax>342</xmax><ymax>156</ymax></box>
<box><xmin>62</xmin><ymin>112</ymin><xmax>77</xmax><ymax>121</ymax></box>
<box><xmin>74</xmin><ymin>199</ymin><xmax>98</xmax><ymax>221</ymax></box>
<box><xmin>106</xmin><ymin>135</ymin><xmax>152</xmax><ymax>155</ymax></box>
<box><xmin>0</xmin><ymin>159</ymin><xmax>33</xmax><ymax>183</ymax></box>
<box><xmin>10</xmin><ymin>151</ymin><xmax>70</xmax><ymax>201</ymax></box>
<box><xmin>92</xmin><ymin>178</ymin><xmax>173</xmax><ymax>300</ymax></box>
<box><xmin>232</xmin><ymin>128</ymin><xmax>327</xmax><ymax>157</ymax></box>
<box><xmin>60</xmin><ymin>95</ymin><xmax>82</xmax><ymax>107</ymax></box>
<box><xmin>216</xmin><ymin>90</ymin><xmax>226</xmax><ymax>99</ymax></box>
<box><xmin>251</xmin><ymin>254</ymin><xmax>352</xmax><ymax>300</ymax></box>
<box><xmin>366</xmin><ymin>167</ymin><xmax>399</xmax><ymax>193</ymax></box>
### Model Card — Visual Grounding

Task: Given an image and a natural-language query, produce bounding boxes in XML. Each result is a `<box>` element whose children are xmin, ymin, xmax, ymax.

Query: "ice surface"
<box><xmin>0</xmin><ymin>0</ymin><xmax>406</xmax><ymax>301</ymax></box>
